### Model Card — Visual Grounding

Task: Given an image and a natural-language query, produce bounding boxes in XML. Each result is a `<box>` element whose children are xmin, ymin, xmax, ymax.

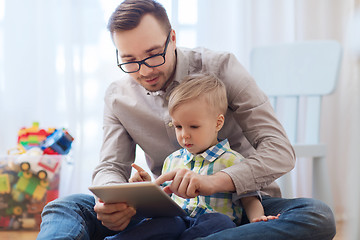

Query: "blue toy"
<box><xmin>40</xmin><ymin>129</ymin><xmax>74</xmax><ymax>155</ymax></box>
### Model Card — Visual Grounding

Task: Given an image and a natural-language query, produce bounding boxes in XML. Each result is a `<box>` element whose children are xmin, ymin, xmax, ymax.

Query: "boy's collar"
<box><xmin>183</xmin><ymin>139</ymin><xmax>230</xmax><ymax>164</ymax></box>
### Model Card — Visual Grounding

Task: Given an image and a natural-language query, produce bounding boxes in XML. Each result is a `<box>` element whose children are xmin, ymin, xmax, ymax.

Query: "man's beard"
<box><xmin>138</xmin><ymin>72</ymin><xmax>169</xmax><ymax>92</ymax></box>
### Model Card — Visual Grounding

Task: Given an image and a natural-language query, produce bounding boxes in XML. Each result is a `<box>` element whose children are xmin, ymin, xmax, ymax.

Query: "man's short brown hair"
<box><xmin>108</xmin><ymin>0</ymin><xmax>171</xmax><ymax>34</ymax></box>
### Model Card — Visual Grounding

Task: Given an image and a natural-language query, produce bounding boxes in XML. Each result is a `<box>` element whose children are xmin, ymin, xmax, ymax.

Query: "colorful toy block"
<box><xmin>0</xmin><ymin>174</ymin><xmax>10</xmax><ymax>194</ymax></box>
<box><xmin>17</xmin><ymin>122</ymin><xmax>54</xmax><ymax>150</ymax></box>
<box><xmin>40</xmin><ymin>129</ymin><xmax>74</xmax><ymax>155</ymax></box>
<box><xmin>15</xmin><ymin>171</ymin><xmax>48</xmax><ymax>201</ymax></box>
<box><xmin>0</xmin><ymin>122</ymin><xmax>73</xmax><ymax>230</ymax></box>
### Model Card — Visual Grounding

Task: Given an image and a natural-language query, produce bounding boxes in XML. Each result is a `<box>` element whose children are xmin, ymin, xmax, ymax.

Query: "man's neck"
<box><xmin>161</xmin><ymin>49</ymin><xmax>178</xmax><ymax>92</ymax></box>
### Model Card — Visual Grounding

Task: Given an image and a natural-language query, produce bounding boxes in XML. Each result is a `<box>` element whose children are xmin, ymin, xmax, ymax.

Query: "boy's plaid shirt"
<box><xmin>162</xmin><ymin>139</ymin><xmax>245</xmax><ymax>222</ymax></box>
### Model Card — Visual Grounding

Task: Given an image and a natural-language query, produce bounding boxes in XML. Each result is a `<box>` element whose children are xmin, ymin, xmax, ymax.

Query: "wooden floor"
<box><xmin>0</xmin><ymin>220</ymin><xmax>346</xmax><ymax>240</ymax></box>
<box><xmin>0</xmin><ymin>230</ymin><xmax>38</xmax><ymax>240</ymax></box>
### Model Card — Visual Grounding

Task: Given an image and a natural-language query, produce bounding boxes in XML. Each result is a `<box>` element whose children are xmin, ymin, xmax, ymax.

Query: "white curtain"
<box><xmin>334</xmin><ymin>1</ymin><xmax>360</xmax><ymax>239</ymax></box>
<box><xmin>1</xmin><ymin>0</ymin><xmax>358</xmax><ymax>237</ymax></box>
<box><xmin>0</xmin><ymin>0</ymin><xmax>121</xmax><ymax>195</ymax></box>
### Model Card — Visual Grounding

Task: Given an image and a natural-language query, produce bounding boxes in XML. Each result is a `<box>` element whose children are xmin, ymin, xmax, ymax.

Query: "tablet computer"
<box><xmin>89</xmin><ymin>182</ymin><xmax>186</xmax><ymax>218</ymax></box>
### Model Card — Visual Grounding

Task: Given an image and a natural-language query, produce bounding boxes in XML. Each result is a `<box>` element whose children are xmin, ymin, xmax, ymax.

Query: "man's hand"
<box><xmin>155</xmin><ymin>168</ymin><xmax>235</xmax><ymax>198</ymax></box>
<box><xmin>94</xmin><ymin>200</ymin><xmax>136</xmax><ymax>231</ymax></box>
<box><xmin>129</xmin><ymin>163</ymin><xmax>152</xmax><ymax>182</ymax></box>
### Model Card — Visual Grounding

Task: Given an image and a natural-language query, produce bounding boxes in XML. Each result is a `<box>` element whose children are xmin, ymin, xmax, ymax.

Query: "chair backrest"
<box><xmin>250</xmin><ymin>40</ymin><xmax>342</xmax><ymax>144</ymax></box>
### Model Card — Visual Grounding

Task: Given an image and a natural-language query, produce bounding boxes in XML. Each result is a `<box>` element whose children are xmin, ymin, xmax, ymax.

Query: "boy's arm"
<box><xmin>241</xmin><ymin>196</ymin><xmax>265</xmax><ymax>223</ymax></box>
<box><xmin>241</xmin><ymin>196</ymin><xmax>280</xmax><ymax>223</ymax></box>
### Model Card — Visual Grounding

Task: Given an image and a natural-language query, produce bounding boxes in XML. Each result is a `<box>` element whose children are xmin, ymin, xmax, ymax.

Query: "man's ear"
<box><xmin>171</xmin><ymin>29</ymin><xmax>176</xmax><ymax>44</ymax></box>
<box><xmin>216</xmin><ymin>114</ymin><xmax>225</xmax><ymax>132</ymax></box>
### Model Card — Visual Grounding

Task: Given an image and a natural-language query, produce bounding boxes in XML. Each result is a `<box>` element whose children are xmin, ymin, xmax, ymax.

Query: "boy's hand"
<box><xmin>129</xmin><ymin>163</ymin><xmax>151</xmax><ymax>182</ymax></box>
<box><xmin>251</xmin><ymin>214</ymin><xmax>280</xmax><ymax>223</ymax></box>
<box><xmin>155</xmin><ymin>168</ymin><xmax>235</xmax><ymax>198</ymax></box>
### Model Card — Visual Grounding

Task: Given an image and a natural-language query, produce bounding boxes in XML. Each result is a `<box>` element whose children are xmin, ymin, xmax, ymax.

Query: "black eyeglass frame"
<box><xmin>116</xmin><ymin>30</ymin><xmax>172</xmax><ymax>73</ymax></box>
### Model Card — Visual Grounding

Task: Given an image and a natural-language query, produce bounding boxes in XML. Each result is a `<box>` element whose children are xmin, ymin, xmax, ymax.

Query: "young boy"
<box><xmin>106</xmin><ymin>74</ymin><xmax>279</xmax><ymax>240</ymax></box>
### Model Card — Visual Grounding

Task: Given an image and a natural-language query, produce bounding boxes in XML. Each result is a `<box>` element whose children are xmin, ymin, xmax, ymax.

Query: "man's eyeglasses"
<box><xmin>116</xmin><ymin>31</ymin><xmax>171</xmax><ymax>73</ymax></box>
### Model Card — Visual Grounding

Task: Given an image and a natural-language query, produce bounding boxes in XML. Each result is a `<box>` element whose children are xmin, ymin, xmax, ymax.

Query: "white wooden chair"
<box><xmin>250</xmin><ymin>40</ymin><xmax>342</xmax><ymax>209</ymax></box>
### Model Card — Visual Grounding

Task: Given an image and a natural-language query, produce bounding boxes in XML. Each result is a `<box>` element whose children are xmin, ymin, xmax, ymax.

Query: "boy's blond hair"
<box><xmin>168</xmin><ymin>73</ymin><xmax>228</xmax><ymax>116</ymax></box>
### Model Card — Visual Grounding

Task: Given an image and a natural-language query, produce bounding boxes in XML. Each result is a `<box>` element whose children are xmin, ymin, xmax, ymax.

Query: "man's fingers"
<box><xmin>101</xmin><ymin>207</ymin><xmax>136</xmax><ymax>231</ymax></box>
<box><xmin>94</xmin><ymin>201</ymin><xmax>128</xmax><ymax>214</ymax></box>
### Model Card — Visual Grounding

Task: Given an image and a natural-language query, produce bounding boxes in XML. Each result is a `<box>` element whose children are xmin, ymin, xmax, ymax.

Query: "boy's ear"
<box><xmin>216</xmin><ymin>114</ymin><xmax>225</xmax><ymax>131</ymax></box>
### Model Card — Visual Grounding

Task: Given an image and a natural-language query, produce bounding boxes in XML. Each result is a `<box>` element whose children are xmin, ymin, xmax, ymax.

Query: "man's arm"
<box><xmin>216</xmin><ymin>52</ymin><xmax>296</xmax><ymax>195</ymax></box>
<box><xmin>92</xmin><ymin>85</ymin><xmax>138</xmax><ymax>231</ymax></box>
<box><xmin>207</xmin><ymin>171</ymin><xmax>235</xmax><ymax>193</ymax></box>
<box><xmin>92</xmin><ymin>94</ymin><xmax>136</xmax><ymax>186</ymax></box>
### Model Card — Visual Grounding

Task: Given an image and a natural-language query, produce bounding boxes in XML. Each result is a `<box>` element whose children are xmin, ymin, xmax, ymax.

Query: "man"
<box><xmin>37</xmin><ymin>0</ymin><xmax>336</xmax><ymax>239</ymax></box>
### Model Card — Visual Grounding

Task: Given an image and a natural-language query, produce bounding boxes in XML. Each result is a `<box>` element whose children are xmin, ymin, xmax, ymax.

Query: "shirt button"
<box><xmin>168</xmin><ymin>122</ymin><xmax>173</xmax><ymax>127</ymax></box>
